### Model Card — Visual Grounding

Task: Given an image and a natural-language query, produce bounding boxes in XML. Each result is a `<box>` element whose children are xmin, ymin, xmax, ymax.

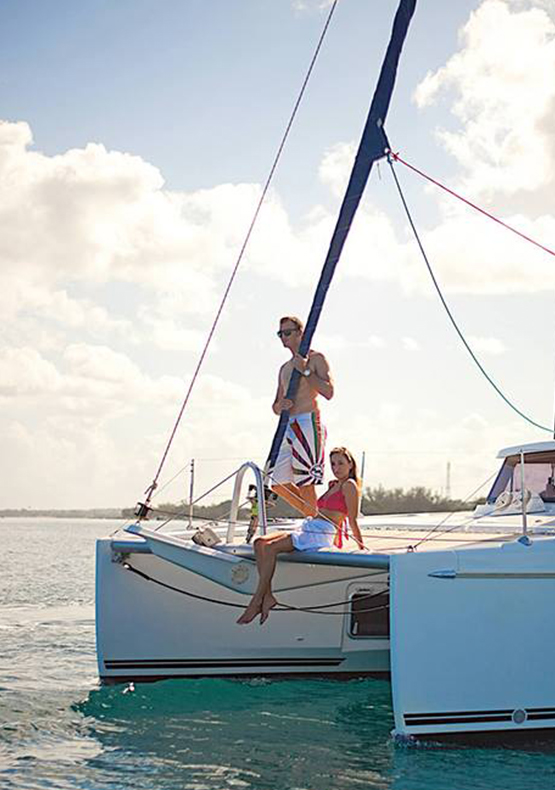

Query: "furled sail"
<box><xmin>266</xmin><ymin>0</ymin><xmax>418</xmax><ymax>476</ymax></box>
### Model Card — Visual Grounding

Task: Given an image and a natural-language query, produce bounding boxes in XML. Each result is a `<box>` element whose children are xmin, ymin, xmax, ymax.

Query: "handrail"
<box><xmin>227</xmin><ymin>462</ymin><xmax>268</xmax><ymax>542</ymax></box>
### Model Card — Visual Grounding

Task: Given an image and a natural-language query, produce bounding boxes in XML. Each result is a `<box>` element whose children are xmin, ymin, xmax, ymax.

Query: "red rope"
<box><xmin>390</xmin><ymin>151</ymin><xmax>555</xmax><ymax>259</ymax></box>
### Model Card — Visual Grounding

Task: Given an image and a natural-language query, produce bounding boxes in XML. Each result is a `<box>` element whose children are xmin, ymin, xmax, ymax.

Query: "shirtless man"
<box><xmin>271</xmin><ymin>316</ymin><xmax>334</xmax><ymax>516</ymax></box>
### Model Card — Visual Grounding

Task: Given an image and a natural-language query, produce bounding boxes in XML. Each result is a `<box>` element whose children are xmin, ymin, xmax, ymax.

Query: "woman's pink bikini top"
<box><xmin>317</xmin><ymin>482</ymin><xmax>348</xmax><ymax>515</ymax></box>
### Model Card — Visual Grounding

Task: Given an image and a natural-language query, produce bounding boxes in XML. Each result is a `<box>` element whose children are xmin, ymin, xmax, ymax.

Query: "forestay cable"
<box><xmin>142</xmin><ymin>2</ymin><xmax>340</xmax><ymax>506</ymax></box>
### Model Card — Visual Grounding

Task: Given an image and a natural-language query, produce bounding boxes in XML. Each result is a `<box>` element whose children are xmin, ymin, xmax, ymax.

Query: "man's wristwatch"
<box><xmin>302</xmin><ymin>367</ymin><xmax>311</xmax><ymax>378</ymax></box>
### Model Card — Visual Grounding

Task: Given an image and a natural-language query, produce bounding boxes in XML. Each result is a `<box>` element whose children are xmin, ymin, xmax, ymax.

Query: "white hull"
<box><xmin>390</xmin><ymin>536</ymin><xmax>555</xmax><ymax>739</ymax></box>
<box><xmin>96</xmin><ymin>535</ymin><xmax>390</xmax><ymax>682</ymax></box>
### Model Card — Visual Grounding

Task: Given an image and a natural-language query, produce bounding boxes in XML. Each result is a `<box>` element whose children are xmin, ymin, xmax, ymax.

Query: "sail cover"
<box><xmin>266</xmin><ymin>0</ymin><xmax>418</xmax><ymax>476</ymax></box>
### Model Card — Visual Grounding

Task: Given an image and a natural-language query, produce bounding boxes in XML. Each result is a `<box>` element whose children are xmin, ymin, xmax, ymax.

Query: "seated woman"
<box><xmin>237</xmin><ymin>446</ymin><xmax>364</xmax><ymax>625</ymax></box>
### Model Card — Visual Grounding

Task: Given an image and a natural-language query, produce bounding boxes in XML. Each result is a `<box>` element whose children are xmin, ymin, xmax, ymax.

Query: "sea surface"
<box><xmin>2</xmin><ymin>518</ymin><xmax>555</xmax><ymax>790</ymax></box>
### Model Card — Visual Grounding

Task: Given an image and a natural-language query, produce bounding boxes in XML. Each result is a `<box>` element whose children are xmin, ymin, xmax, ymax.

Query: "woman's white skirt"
<box><xmin>290</xmin><ymin>517</ymin><xmax>335</xmax><ymax>551</ymax></box>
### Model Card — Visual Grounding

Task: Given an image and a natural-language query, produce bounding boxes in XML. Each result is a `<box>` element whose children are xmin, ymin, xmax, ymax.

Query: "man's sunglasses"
<box><xmin>277</xmin><ymin>329</ymin><xmax>300</xmax><ymax>338</ymax></box>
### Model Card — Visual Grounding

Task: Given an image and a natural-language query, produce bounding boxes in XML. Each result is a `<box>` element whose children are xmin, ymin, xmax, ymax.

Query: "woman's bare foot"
<box><xmin>236</xmin><ymin>597</ymin><xmax>263</xmax><ymax>625</ymax></box>
<box><xmin>259</xmin><ymin>593</ymin><xmax>278</xmax><ymax>625</ymax></box>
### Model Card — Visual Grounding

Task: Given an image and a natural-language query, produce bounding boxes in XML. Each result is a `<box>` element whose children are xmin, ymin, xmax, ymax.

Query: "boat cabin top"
<box><xmin>487</xmin><ymin>441</ymin><xmax>555</xmax><ymax>506</ymax></box>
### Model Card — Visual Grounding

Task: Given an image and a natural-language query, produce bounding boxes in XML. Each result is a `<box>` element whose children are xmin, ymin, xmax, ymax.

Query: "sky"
<box><xmin>2</xmin><ymin>0</ymin><xmax>555</xmax><ymax>510</ymax></box>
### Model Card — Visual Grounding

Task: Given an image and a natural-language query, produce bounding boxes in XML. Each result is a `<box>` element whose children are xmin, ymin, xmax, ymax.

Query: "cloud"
<box><xmin>291</xmin><ymin>0</ymin><xmax>334</xmax><ymax>12</ymax></box>
<box><xmin>0</xmin><ymin>340</ymin><xmax>271</xmax><ymax>507</ymax></box>
<box><xmin>364</xmin><ymin>335</ymin><xmax>387</xmax><ymax>349</ymax></box>
<box><xmin>0</xmin><ymin>347</ymin><xmax>62</xmax><ymax>396</ymax></box>
<box><xmin>318</xmin><ymin>333</ymin><xmax>386</xmax><ymax>351</ymax></box>
<box><xmin>136</xmin><ymin>312</ymin><xmax>208</xmax><ymax>352</ymax></box>
<box><xmin>345</xmin><ymin>405</ymin><xmax>535</xmax><ymax>500</ymax></box>
<box><xmin>414</xmin><ymin>0</ymin><xmax>555</xmax><ymax>200</ymax></box>
<box><xmin>0</xmin><ymin>118</ymin><xmax>363</xmax><ymax>335</ymax></box>
<box><xmin>402</xmin><ymin>336</ymin><xmax>420</xmax><ymax>352</ymax></box>
<box><xmin>6</xmin><ymin>91</ymin><xmax>553</xmax><ymax>338</ymax></box>
<box><xmin>467</xmin><ymin>336</ymin><xmax>506</xmax><ymax>355</ymax></box>
<box><xmin>319</xmin><ymin>142</ymin><xmax>357</xmax><ymax>197</ymax></box>
<box><xmin>399</xmin><ymin>209</ymin><xmax>555</xmax><ymax>296</ymax></box>
<box><xmin>0</xmin><ymin>121</ymin><xmax>275</xmax><ymax>334</ymax></box>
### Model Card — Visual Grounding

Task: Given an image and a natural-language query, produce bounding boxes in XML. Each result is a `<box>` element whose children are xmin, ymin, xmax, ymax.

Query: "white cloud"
<box><xmin>0</xmin><ymin>339</ymin><xmax>271</xmax><ymax>507</ymax></box>
<box><xmin>363</xmin><ymin>335</ymin><xmax>387</xmax><ymax>349</ymax></box>
<box><xmin>414</xmin><ymin>0</ymin><xmax>555</xmax><ymax>199</ymax></box>
<box><xmin>0</xmin><ymin>347</ymin><xmax>62</xmax><ymax>396</ymax></box>
<box><xmin>0</xmin><ymin>118</ymin><xmax>365</xmax><ymax>332</ymax></box>
<box><xmin>318</xmin><ymin>333</ymin><xmax>387</xmax><ymax>351</ymax></box>
<box><xmin>136</xmin><ymin>312</ymin><xmax>208</xmax><ymax>352</ymax></box>
<box><xmin>0</xmin><ymin>121</ymin><xmax>274</xmax><ymax>331</ymax></box>
<box><xmin>402</xmin><ymin>336</ymin><xmax>420</xmax><ymax>352</ymax></box>
<box><xmin>468</xmin><ymin>336</ymin><xmax>506</xmax><ymax>355</ymax></box>
<box><xmin>400</xmin><ymin>210</ymin><xmax>555</xmax><ymax>296</ymax></box>
<box><xmin>319</xmin><ymin>142</ymin><xmax>356</xmax><ymax>197</ymax></box>
<box><xmin>346</xmin><ymin>406</ymin><xmax>534</xmax><ymax>500</ymax></box>
<box><xmin>63</xmin><ymin>344</ymin><xmax>143</xmax><ymax>385</ymax></box>
<box><xmin>291</xmin><ymin>0</ymin><xmax>334</xmax><ymax>12</ymax></box>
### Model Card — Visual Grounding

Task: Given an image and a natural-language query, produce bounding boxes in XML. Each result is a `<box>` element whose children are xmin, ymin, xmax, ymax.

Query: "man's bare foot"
<box><xmin>236</xmin><ymin>598</ymin><xmax>263</xmax><ymax>625</ymax></box>
<box><xmin>259</xmin><ymin>593</ymin><xmax>278</xmax><ymax>625</ymax></box>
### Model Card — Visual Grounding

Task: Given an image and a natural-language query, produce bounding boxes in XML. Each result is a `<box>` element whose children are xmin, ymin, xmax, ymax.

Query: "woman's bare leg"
<box><xmin>297</xmin><ymin>484</ymin><xmax>317</xmax><ymax>516</ymax></box>
<box><xmin>236</xmin><ymin>533</ymin><xmax>294</xmax><ymax>624</ymax></box>
<box><xmin>272</xmin><ymin>483</ymin><xmax>317</xmax><ymax>517</ymax></box>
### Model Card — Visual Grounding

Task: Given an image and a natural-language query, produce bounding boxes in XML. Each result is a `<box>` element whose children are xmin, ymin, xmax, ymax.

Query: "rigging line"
<box><xmin>359</xmin><ymin>537</ymin><xmax>506</xmax><ymax>553</ymax></box>
<box><xmin>443</xmin><ymin>533</ymin><xmax>523</xmax><ymax>549</ymax></box>
<box><xmin>151</xmin><ymin>453</ymin><xmax>327</xmax><ymax>531</ymax></box>
<box><xmin>390</xmin><ymin>152</ymin><xmax>555</xmax><ymax>260</ymax></box>
<box><xmin>387</xmin><ymin>155</ymin><xmax>552</xmax><ymax>434</ymax></box>
<box><xmin>150</xmin><ymin>455</ymin><xmax>291</xmax><ymax>525</ymax></box>
<box><xmin>151</xmin><ymin>455</ymin><xmax>266</xmax><ymax>500</ymax></box>
<box><xmin>152</xmin><ymin>467</ymin><xmax>242</xmax><ymax>530</ymax></box>
<box><xmin>122</xmin><ymin>562</ymin><xmax>388</xmax><ymax>615</ymax></box>
<box><xmin>412</xmin><ymin>470</ymin><xmax>498</xmax><ymax>548</ymax></box>
<box><xmin>143</xmin><ymin>2</ymin><xmax>339</xmax><ymax>505</ymax></box>
<box><xmin>150</xmin><ymin>460</ymin><xmax>193</xmax><ymax>500</ymax></box>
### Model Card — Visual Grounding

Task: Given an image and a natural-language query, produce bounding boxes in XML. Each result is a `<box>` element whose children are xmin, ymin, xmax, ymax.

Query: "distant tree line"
<box><xmin>1</xmin><ymin>486</ymin><xmax>483</xmax><ymax>520</ymax></box>
<box><xmin>361</xmin><ymin>485</ymin><xmax>480</xmax><ymax>514</ymax></box>
<box><xmin>121</xmin><ymin>485</ymin><xmax>482</xmax><ymax>522</ymax></box>
<box><xmin>0</xmin><ymin>508</ymin><xmax>124</xmax><ymax>519</ymax></box>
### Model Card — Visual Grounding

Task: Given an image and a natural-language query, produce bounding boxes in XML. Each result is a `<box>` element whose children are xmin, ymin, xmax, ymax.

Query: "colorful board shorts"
<box><xmin>272</xmin><ymin>411</ymin><xmax>326</xmax><ymax>487</ymax></box>
<box><xmin>291</xmin><ymin>517</ymin><xmax>335</xmax><ymax>550</ymax></box>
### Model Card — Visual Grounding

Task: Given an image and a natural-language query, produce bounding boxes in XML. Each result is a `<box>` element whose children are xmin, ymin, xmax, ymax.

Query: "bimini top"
<box><xmin>497</xmin><ymin>441</ymin><xmax>555</xmax><ymax>459</ymax></box>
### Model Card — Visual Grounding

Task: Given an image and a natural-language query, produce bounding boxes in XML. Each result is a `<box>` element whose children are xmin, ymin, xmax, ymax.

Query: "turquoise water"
<box><xmin>2</xmin><ymin>519</ymin><xmax>555</xmax><ymax>790</ymax></box>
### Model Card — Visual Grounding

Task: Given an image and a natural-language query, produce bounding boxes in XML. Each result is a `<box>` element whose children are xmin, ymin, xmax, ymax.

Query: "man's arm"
<box><xmin>272</xmin><ymin>369</ymin><xmax>294</xmax><ymax>414</ymax></box>
<box><xmin>309</xmin><ymin>352</ymin><xmax>334</xmax><ymax>400</ymax></box>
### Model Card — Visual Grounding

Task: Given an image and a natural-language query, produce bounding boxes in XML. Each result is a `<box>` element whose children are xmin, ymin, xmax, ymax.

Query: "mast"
<box><xmin>267</xmin><ymin>0</ymin><xmax>418</xmax><ymax>474</ymax></box>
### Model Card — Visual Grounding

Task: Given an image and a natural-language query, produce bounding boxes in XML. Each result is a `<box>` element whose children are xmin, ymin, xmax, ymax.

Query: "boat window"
<box><xmin>487</xmin><ymin>452</ymin><xmax>555</xmax><ymax>504</ymax></box>
<box><xmin>349</xmin><ymin>587</ymin><xmax>389</xmax><ymax>638</ymax></box>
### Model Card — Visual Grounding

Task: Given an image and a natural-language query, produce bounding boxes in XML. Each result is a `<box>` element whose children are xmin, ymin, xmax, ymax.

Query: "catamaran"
<box><xmin>96</xmin><ymin>0</ymin><xmax>555</xmax><ymax>741</ymax></box>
